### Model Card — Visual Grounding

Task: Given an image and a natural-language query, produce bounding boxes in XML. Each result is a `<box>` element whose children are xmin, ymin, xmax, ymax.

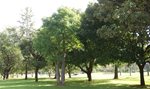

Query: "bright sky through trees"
<box><xmin>0</xmin><ymin>0</ymin><xmax>96</xmax><ymax>31</ymax></box>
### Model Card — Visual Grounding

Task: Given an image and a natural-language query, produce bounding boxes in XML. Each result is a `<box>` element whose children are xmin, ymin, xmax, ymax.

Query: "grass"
<box><xmin>0</xmin><ymin>74</ymin><xmax>150</xmax><ymax>89</ymax></box>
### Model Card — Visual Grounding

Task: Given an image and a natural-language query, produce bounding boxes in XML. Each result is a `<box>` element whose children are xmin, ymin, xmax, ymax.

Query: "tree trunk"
<box><xmin>6</xmin><ymin>71</ymin><xmax>9</xmax><ymax>79</ymax></box>
<box><xmin>147</xmin><ymin>70</ymin><xmax>149</xmax><ymax>76</ymax></box>
<box><xmin>53</xmin><ymin>73</ymin><xmax>56</xmax><ymax>79</ymax></box>
<box><xmin>67</xmin><ymin>65</ymin><xmax>71</xmax><ymax>78</ymax></box>
<box><xmin>68</xmin><ymin>70</ymin><xmax>71</xmax><ymax>78</ymax></box>
<box><xmin>87</xmin><ymin>71</ymin><xmax>92</xmax><ymax>81</ymax></box>
<box><xmin>60</xmin><ymin>54</ymin><xmax>66</xmax><ymax>86</ymax></box>
<box><xmin>35</xmin><ymin>67</ymin><xmax>39</xmax><ymax>82</ymax></box>
<box><xmin>137</xmin><ymin>64</ymin><xmax>145</xmax><ymax>86</ymax></box>
<box><xmin>3</xmin><ymin>69</ymin><xmax>9</xmax><ymax>80</ymax></box>
<box><xmin>48</xmin><ymin>71</ymin><xmax>51</xmax><ymax>78</ymax></box>
<box><xmin>114</xmin><ymin>64</ymin><xmax>118</xmax><ymax>79</ymax></box>
<box><xmin>146</xmin><ymin>64</ymin><xmax>149</xmax><ymax>76</ymax></box>
<box><xmin>3</xmin><ymin>71</ymin><xmax>6</xmax><ymax>80</ymax></box>
<box><xmin>25</xmin><ymin>63</ymin><xmax>28</xmax><ymax>80</ymax></box>
<box><xmin>56</xmin><ymin>61</ymin><xmax>60</xmax><ymax>85</ymax></box>
<box><xmin>129</xmin><ymin>66</ymin><xmax>132</xmax><ymax>76</ymax></box>
<box><xmin>3</xmin><ymin>75</ymin><xmax>5</xmax><ymax>80</ymax></box>
<box><xmin>78</xmin><ymin>60</ymin><xmax>94</xmax><ymax>81</ymax></box>
<box><xmin>119</xmin><ymin>69</ymin><xmax>121</xmax><ymax>76</ymax></box>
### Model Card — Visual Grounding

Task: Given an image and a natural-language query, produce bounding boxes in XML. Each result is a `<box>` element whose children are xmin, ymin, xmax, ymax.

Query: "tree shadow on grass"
<box><xmin>0</xmin><ymin>78</ymin><xmax>56</xmax><ymax>89</ymax></box>
<box><xmin>130</xmin><ymin>85</ymin><xmax>150</xmax><ymax>89</ymax></box>
<box><xmin>0</xmin><ymin>78</ymin><xmax>148</xmax><ymax>89</ymax></box>
<box><xmin>65</xmin><ymin>79</ymin><xmax>147</xmax><ymax>89</ymax></box>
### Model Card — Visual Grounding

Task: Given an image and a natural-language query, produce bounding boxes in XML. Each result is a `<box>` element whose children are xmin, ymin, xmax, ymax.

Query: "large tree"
<box><xmin>33</xmin><ymin>7</ymin><xmax>82</xmax><ymax>85</ymax></box>
<box><xmin>94</xmin><ymin>0</ymin><xmax>150</xmax><ymax>86</ymax></box>
<box><xmin>71</xmin><ymin>2</ymin><xmax>116</xmax><ymax>81</ymax></box>
<box><xmin>113</xmin><ymin>0</ymin><xmax>150</xmax><ymax>86</ymax></box>
<box><xmin>94</xmin><ymin>0</ymin><xmax>125</xmax><ymax>80</ymax></box>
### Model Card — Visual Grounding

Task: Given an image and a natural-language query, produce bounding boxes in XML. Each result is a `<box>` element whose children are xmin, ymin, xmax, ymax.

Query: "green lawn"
<box><xmin>0</xmin><ymin>76</ymin><xmax>150</xmax><ymax>89</ymax></box>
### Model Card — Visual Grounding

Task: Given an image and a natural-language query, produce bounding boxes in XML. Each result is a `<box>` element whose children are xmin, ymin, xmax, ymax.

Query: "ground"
<box><xmin>0</xmin><ymin>72</ymin><xmax>150</xmax><ymax>89</ymax></box>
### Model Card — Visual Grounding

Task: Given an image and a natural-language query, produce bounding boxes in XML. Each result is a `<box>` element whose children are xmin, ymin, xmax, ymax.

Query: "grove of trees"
<box><xmin>0</xmin><ymin>0</ymin><xmax>150</xmax><ymax>87</ymax></box>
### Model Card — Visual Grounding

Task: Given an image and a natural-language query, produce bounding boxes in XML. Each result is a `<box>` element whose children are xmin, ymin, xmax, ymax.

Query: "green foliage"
<box><xmin>33</xmin><ymin>7</ymin><xmax>82</xmax><ymax>61</ymax></box>
<box><xmin>0</xmin><ymin>30</ymin><xmax>23</xmax><ymax>78</ymax></box>
<box><xmin>94</xmin><ymin>0</ymin><xmax>150</xmax><ymax>86</ymax></box>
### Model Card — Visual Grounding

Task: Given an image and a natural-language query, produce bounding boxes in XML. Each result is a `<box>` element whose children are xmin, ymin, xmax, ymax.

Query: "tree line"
<box><xmin>0</xmin><ymin>0</ymin><xmax>150</xmax><ymax>86</ymax></box>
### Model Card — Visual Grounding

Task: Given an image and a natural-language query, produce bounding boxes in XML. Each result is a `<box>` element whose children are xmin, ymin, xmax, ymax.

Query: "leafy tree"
<box><xmin>30</xmin><ymin>42</ymin><xmax>47</xmax><ymax>82</ymax></box>
<box><xmin>19</xmin><ymin>39</ymin><xmax>33</xmax><ymax>80</ymax></box>
<box><xmin>94</xmin><ymin>0</ymin><xmax>150</xmax><ymax>86</ymax></box>
<box><xmin>20</xmin><ymin>38</ymin><xmax>47</xmax><ymax>82</ymax></box>
<box><xmin>94</xmin><ymin>0</ymin><xmax>127</xmax><ymax>79</ymax></box>
<box><xmin>113</xmin><ymin>0</ymin><xmax>150</xmax><ymax>86</ymax></box>
<box><xmin>71</xmin><ymin>2</ymin><xmax>115</xmax><ymax>81</ymax></box>
<box><xmin>0</xmin><ymin>31</ymin><xmax>22</xmax><ymax>80</ymax></box>
<box><xmin>33</xmin><ymin>7</ymin><xmax>82</xmax><ymax>85</ymax></box>
<box><xmin>66</xmin><ymin>57</ymin><xmax>79</xmax><ymax>78</ymax></box>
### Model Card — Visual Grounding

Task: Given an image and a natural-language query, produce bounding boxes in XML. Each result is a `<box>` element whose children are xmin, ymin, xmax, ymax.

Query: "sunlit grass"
<box><xmin>0</xmin><ymin>74</ymin><xmax>150</xmax><ymax>89</ymax></box>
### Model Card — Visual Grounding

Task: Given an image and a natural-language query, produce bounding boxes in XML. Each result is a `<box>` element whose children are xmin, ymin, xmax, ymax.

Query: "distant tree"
<box><xmin>144</xmin><ymin>63</ymin><xmax>150</xmax><ymax>76</ymax></box>
<box><xmin>18</xmin><ymin>7</ymin><xmax>35</xmax><ymax>80</ymax></box>
<box><xmin>30</xmin><ymin>41</ymin><xmax>47</xmax><ymax>82</ymax></box>
<box><xmin>18</xmin><ymin>7</ymin><xmax>34</xmax><ymax>39</ymax></box>
<box><xmin>0</xmin><ymin>30</ymin><xmax>22</xmax><ymax>80</ymax></box>
<box><xmin>19</xmin><ymin>39</ymin><xmax>33</xmax><ymax>80</ymax></box>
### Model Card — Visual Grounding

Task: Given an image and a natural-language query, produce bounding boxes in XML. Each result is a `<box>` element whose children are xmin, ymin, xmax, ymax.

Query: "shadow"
<box><xmin>0</xmin><ymin>78</ymin><xmax>148</xmax><ymax>89</ymax></box>
<box><xmin>0</xmin><ymin>78</ymin><xmax>56</xmax><ymax>89</ymax></box>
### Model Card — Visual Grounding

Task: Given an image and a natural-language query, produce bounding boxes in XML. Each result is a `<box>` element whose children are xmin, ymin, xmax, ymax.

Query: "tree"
<box><xmin>95</xmin><ymin>0</ymin><xmax>150</xmax><ymax>86</ymax></box>
<box><xmin>18</xmin><ymin>7</ymin><xmax>35</xmax><ymax>80</ymax></box>
<box><xmin>0</xmin><ymin>30</ymin><xmax>22</xmax><ymax>80</ymax></box>
<box><xmin>113</xmin><ymin>0</ymin><xmax>150</xmax><ymax>86</ymax></box>
<box><xmin>33</xmin><ymin>7</ymin><xmax>82</xmax><ymax>85</ymax></box>
<box><xmin>30</xmin><ymin>42</ymin><xmax>47</xmax><ymax>82</ymax></box>
<box><xmin>66</xmin><ymin>56</ymin><xmax>79</xmax><ymax>78</ymax></box>
<box><xmin>19</xmin><ymin>39</ymin><xmax>32</xmax><ymax>80</ymax></box>
<box><xmin>18</xmin><ymin>7</ymin><xmax>34</xmax><ymax>39</ymax></box>
<box><xmin>71</xmin><ymin>2</ymin><xmax>116</xmax><ymax>81</ymax></box>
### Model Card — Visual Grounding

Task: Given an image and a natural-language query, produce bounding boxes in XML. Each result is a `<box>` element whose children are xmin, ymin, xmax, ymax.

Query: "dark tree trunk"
<box><xmin>53</xmin><ymin>62</ymin><xmax>56</xmax><ymax>79</ymax></box>
<box><xmin>25</xmin><ymin>63</ymin><xmax>28</xmax><ymax>80</ymax></box>
<box><xmin>35</xmin><ymin>67</ymin><xmax>39</xmax><ymax>82</ymax></box>
<box><xmin>56</xmin><ymin>61</ymin><xmax>60</xmax><ymax>85</ymax></box>
<box><xmin>79</xmin><ymin>67</ymin><xmax>92</xmax><ymax>81</ymax></box>
<box><xmin>67</xmin><ymin>65</ymin><xmax>71</xmax><ymax>78</ymax></box>
<box><xmin>6</xmin><ymin>71</ymin><xmax>9</xmax><ymax>79</ymax></box>
<box><xmin>114</xmin><ymin>64</ymin><xmax>118</xmax><ymax>79</ymax></box>
<box><xmin>137</xmin><ymin>63</ymin><xmax>145</xmax><ymax>86</ymax></box>
<box><xmin>3</xmin><ymin>69</ymin><xmax>10</xmax><ymax>80</ymax></box>
<box><xmin>53</xmin><ymin>73</ymin><xmax>56</xmax><ymax>79</ymax></box>
<box><xmin>146</xmin><ymin>65</ymin><xmax>149</xmax><ymax>76</ymax></box>
<box><xmin>78</xmin><ymin>60</ymin><xmax>94</xmax><ymax>82</ymax></box>
<box><xmin>68</xmin><ymin>71</ymin><xmax>71</xmax><ymax>78</ymax></box>
<box><xmin>60</xmin><ymin>55</ymin><xmax>66</xmax><ymax>86</ymax></box>
<box><xmin>87</xmin><ymin>71</ymin><xmax>92</xmax><ymax>81</ymax></box>
<box><xmin>147</xmin><ymin>70</ymin><xmax>149</xmax><ymax>76</ymax></box>
<box><xmin>3</xmin><ymin>72</ymin><xmax>6</xmax><ymax>80</ymax></box>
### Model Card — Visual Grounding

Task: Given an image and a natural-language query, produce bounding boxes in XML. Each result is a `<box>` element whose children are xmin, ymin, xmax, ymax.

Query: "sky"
<box><xmin>0</xmin><ymin>0</ymin><xmax>96</xmax><ymax>31</ymax></box>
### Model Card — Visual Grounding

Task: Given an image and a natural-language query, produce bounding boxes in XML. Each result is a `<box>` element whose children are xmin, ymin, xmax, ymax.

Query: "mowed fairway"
<box><xmin>0</xmin><ymin>73</ymin><xmax>150</xmax><ymax>89</ymax></box>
